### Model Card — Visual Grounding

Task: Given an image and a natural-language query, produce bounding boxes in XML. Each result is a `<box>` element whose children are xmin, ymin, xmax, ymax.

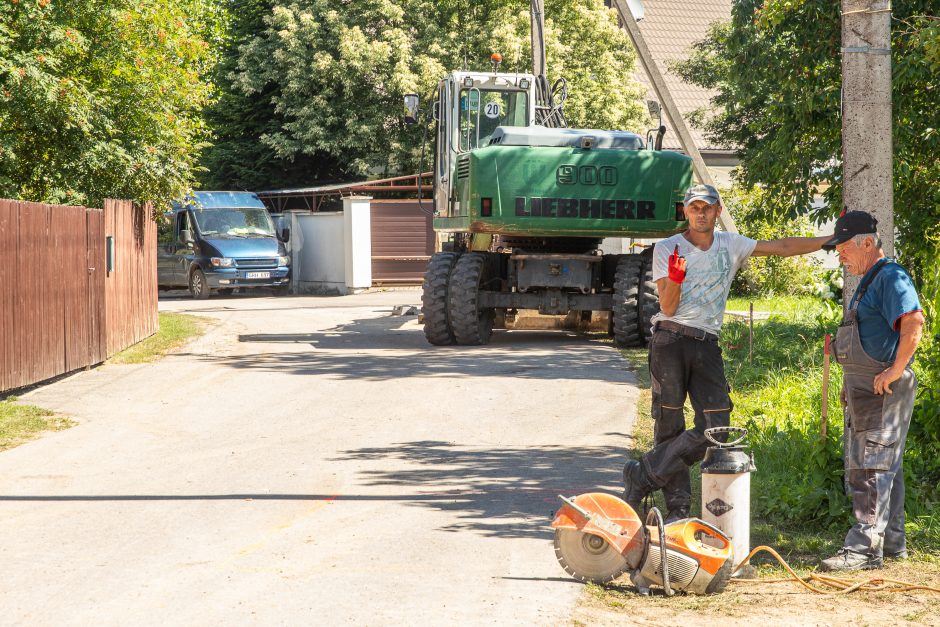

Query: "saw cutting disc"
<box><xmin>554</xmin><ymin>528</ymin><xmax>630</xmax><ymax>583</ymax></box>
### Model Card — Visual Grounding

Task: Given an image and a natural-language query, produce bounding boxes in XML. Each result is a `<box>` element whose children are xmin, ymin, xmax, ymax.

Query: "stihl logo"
<box><xmin>706</xmin><ymin>498</ymin><xmax>734</xmax><ymax>517</ymax></box>
<box><xmin>514</xmin><ymin>197</ymin><xmax>656</xmax><ymax>220</ymax></box>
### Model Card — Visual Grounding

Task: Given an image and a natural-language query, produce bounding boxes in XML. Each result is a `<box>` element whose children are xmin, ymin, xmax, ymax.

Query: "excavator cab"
<box><xmin>430</xmin><ymin>72</ymin><xmax>537</xmax><ymax>218</ymax></box>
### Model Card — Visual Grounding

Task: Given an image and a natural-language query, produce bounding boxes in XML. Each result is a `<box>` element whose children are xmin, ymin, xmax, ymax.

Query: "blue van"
<box><xmin>157</xmin><ymin>191</ymin><xmax>290</xmax><ymax>298</ymax></box>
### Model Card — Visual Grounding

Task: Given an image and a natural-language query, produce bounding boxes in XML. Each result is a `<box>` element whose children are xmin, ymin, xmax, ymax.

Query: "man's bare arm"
<box><xmin>656</xmin><ymin>277</ymin><xmax>681</xmax><ymax>317</ymax></box>
<box><xmin>873</xmin><ymin>311</ymin><xmax>926</xmax><ymax>395</ymax></box>
<box><xmin>752</xmin><ymin>236</ymin><xmax>830</xmax><ymax>257</ymax></box>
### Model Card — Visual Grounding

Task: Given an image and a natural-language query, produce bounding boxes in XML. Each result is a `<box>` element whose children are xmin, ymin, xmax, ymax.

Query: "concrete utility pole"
<box><xmin>842</xmin><ymin>0</ymin><xmax>894</xmax><ymax>296</ymax></box>
<box><xmin>610</xmin><ymin>0</ymin><xmax>736</xmax><ymax>233</ymax></box>
<box><xmin>530</xmin><ymin>0</ymin><xmax>547</xmax><ymax>79</ymax></box>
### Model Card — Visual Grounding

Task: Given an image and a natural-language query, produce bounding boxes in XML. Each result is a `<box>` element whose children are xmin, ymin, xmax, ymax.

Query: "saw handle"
<box><xmin>685</xmin><ymin>519</ymin><xmax>732</xmax><ymax>551</ymax></box>
<box><xmin>645</xmin><ymin>507</ymin><xmax>673</xmax><ymax>597</ymax></box>
<box><xmin>704</xmin><ymin>426</ymin><xmax>747</xmax><ymax>448</ymax></box>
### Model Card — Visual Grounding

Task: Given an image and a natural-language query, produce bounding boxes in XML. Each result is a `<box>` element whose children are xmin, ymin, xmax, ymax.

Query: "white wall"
<box><xmin>291</xmin><ymin>211</ymin><xmax>347</xmax><ymax>295</ymax></box>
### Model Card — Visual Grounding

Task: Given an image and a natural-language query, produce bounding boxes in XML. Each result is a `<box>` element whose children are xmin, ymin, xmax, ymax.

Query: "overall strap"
<box><xmin>850</xmin><ymin>258</ymin><xmax>890</xmax><ymax>310</ymax></box>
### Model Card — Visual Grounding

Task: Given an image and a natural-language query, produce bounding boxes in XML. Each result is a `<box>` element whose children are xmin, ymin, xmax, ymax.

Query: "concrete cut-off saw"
<box><xmin>551</xmin><ymin>493</ymin><xmax>734</xmax><ymax>595</ymax></box>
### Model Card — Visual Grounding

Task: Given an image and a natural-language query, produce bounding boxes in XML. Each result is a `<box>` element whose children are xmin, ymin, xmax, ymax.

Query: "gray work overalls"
<box><xmin>833</xmin><ymin>259</ymin><xmax>917</xmax><ymax>557</ymax></box>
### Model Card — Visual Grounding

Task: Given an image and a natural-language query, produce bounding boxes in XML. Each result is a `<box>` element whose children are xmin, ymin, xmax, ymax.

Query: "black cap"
<box><xmin>822</xmin><ymin>210</ymin><xmax>879</xmax><ymax>251</ymax></box>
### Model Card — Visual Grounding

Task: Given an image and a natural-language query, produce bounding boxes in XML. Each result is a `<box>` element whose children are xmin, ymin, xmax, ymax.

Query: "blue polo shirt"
<box><xmin>851</xmin><ymin>259</ymin><xmax>922</xmax><ymax>363</ymax></box>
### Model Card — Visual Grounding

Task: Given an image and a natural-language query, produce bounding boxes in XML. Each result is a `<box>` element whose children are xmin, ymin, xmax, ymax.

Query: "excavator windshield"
<box><xmin>458</xmin><ymin>88</ymin><xmax>529</xmax><ymax>151</ymax></box>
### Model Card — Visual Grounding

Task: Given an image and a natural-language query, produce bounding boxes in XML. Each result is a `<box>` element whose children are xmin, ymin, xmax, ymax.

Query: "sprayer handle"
<box><xmin>704</xmin><ymin>426</ymin><xmax>748</xmax><ymax>447</ymax></box>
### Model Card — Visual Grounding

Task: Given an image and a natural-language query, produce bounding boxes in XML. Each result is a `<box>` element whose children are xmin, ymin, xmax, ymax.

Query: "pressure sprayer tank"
<box><xmin>700</xmin><ymin>426</ymin><xmax>756</xmax><ymax>576</ymax></box>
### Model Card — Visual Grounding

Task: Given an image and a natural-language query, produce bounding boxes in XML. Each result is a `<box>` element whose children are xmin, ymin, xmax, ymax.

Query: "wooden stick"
<box><xmin>821</xmin><ymin>333</ymin><xmax>831</xmax><ymax>440</ymax></box>
<box><xmin>749</xmin><ymin>303</ymin><xmax>754</xmax><ymax>364</ymax></box>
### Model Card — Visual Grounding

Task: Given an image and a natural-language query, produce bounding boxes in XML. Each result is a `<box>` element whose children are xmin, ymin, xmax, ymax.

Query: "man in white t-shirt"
<box><xmin>622</xmin><ymin>184</ymin><xmax>831</xmax><ymax>522</ymax></box>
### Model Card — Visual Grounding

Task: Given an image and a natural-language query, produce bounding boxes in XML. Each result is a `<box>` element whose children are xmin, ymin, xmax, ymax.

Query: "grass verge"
<box><xmin>108</xmin><ymin>312</ymin><xmax>207</xmax><ymax>364</ymax></box>
<box><xmin>0</xmin><ymin>397</ymin><xmax>74</xmax><ymax>451</ymax></box>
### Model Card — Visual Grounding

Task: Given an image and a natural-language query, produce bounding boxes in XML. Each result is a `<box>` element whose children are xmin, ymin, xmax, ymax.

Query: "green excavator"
<box><xmin>405</xmin><ymin>0</ymin><xmax>696</xmax><ymax>347</ymax></box>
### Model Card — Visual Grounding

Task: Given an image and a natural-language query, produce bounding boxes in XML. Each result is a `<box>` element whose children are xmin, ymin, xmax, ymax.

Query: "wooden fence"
<box><xmin>104</xmin><ymin>199</ymin><xmax>158</xmax><ymax>357</ymax></box>
<box><xmin>0</xmin><ymin>199</ymin><xmax>157</xmax><ymax>393</ymax></box>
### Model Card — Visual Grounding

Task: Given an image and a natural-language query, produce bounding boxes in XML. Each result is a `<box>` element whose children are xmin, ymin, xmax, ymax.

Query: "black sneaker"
<box><xmin>818</xmin><ymin>548</ymin><xmax>883</xmax><ymax>572</ymax></box>
<box><xmin>884</xmin><ymin>549</ymin><xmax>908</xmax><ymax>560</ymax></box>
<box><xmin>622</xmin><ymin>460</ymin><xmax>653</xmax><ymax>515</ymax></box>
<box><xmin>664</xmin><ymin>507</ymin><xmax>690</xmax><ymax>524</ymax></box>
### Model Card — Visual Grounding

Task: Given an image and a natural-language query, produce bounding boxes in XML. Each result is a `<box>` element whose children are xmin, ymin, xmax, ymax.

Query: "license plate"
<box><xmin>245</xmin><ymin>271</ymin><xmax>270</xmax><ymax>279</ymax></box>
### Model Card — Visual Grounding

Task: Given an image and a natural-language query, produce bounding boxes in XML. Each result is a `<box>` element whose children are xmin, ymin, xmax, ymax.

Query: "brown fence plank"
<box><xmin>17</xmin><ymin>203</ymin><xmax>39</xmax><ymax>386</ymax></box>
<box><xmin>64</xmin><ymin>206</ymin><xmax>88</xmax><ymax>372</ymax></box>
<box><xmin>48</xmin><ymin>205</ymin><xmax>67</xmax><ymax>380</ymax></box>
<box><xmin>0</xmin><ymin>200</ymin><xmax>15</xmax><ymax>391</ymax></box>
<box><xmin>87</xmin><ymin>207</ymin><xmax>105</xmax><ymax>365</ymax></box>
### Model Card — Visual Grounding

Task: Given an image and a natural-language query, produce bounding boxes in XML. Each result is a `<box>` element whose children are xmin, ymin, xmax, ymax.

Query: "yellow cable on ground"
<box><xmin>729</xmin><ymin>545</ymin><xmax>940</xmax><ymax>595</ymax></box>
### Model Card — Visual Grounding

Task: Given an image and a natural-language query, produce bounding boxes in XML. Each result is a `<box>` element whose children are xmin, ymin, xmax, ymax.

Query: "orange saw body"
<box><xmin>551</xmin><ymin>493</ymin><xmax>734</xmax><ymax>594</ymax></box>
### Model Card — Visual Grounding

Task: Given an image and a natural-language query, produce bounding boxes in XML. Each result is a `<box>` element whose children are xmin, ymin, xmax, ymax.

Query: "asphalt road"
<box><xmin>2</xmin><ymin>289</ymin><xmax>639</xmax><ymax>625</ymax></box>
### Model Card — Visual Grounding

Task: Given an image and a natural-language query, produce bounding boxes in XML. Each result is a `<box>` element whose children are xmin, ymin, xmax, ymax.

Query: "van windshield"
<box><xmin>192</xmin><ymin>207</ymin><xmax>275</xmax><ymax>238</ymax></box>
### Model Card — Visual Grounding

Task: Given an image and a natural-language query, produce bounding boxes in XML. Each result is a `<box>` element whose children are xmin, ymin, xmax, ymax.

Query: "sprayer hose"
<box><xmin>731</xmin><ymin>546</ymin><xmax>940</xmax><ymax>595</ymax></box>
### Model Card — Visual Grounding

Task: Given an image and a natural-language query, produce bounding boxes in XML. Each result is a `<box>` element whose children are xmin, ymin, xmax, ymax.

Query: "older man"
<box><xmin>622</xmin><ymin>184</ymin><xmax>830</xmax><ymax>522</ymax></box>
<box><xmin>819</xmin><ymin>211</ymin><xmax>925</xmax><ymax>572</ymax></box>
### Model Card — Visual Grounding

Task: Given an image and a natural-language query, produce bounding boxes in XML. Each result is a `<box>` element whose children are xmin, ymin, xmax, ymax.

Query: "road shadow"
<box><xmin>0</xmin><ymin>440</ymin><xmax>635</xmax><ymax>541</ymax></box>
<box><xmin>333</xmin><ymin>440</ymin><xmax>628</xmax><ymax>539</ymax></box>
<box><xmin>183</xmin><ymin>313</ymin><xmax>635</xmax><ymax>382</ymax></box>
<box><xmin>159</xmin><ymin>288</ymin><xmax>288</xmax><ymax>301</ymax></box>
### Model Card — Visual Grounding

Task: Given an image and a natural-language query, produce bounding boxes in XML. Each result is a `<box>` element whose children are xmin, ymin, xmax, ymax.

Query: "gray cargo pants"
<box><xmin>842</xmin><ymin>367</ymin><xmax>916</xmax><ymax>557</ymax></box>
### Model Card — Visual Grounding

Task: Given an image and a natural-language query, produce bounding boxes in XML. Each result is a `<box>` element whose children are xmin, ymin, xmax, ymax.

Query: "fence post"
<box><xmin>343</xmin><ymin>196</ymin><xmax>372</xmax><ymax>291</ymax></box>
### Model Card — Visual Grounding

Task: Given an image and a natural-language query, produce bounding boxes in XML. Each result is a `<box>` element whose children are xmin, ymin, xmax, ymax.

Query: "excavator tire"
<box><xmin>448</xmin><ymin>252</ymin><xmax>495</xmax><ymax>345</ymax></box>
<box><xmin>421</xmin><ymin>252</ymin><xmax>459</xmax><ymax>345</ymax></box>
<box><xmin>639</xmin><ymin>252</ymin><xmax>660</xmax><ymax>345</ymax></box>
<box><xmin>612</xmin><ymin>254</ymin><xmax>644</xmax><ymax>347</ymax></box>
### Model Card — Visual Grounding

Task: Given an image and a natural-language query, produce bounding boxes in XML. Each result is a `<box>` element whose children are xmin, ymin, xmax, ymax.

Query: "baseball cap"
<box><xmin>821</xmin><ymin>210</ymin><xmax>879</xmax><ymax>251</ymax></box>
<box><xmin>683</xmin><ymin>184</ymin><xmax>720</xmax><ymax>208</ymax></box>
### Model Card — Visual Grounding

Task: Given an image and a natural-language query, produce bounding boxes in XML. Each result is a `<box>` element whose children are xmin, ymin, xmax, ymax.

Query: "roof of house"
<box><xmin>632</xmin><ymin>0</ymin><xmax>734</xmax><ymax>153</ymax></box>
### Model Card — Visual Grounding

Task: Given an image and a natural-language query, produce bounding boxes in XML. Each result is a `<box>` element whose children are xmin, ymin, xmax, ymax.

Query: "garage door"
<box><xmin>370</xmin><ymin>200</ymin><xmax>434</xmax><ymax>284</ymax></box>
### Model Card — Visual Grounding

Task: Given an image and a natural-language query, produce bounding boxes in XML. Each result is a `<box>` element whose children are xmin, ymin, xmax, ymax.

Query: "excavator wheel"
<box><xmin>421</xmin><ymin>252</ymin><xmax>459</xmax><ymax>345</ymax></box>
<box><xmin>612</xmin><ymin>254</ymin><xmax>644</xmax><ymax>347</ymax></box>
<box><xmin>639</xmin><ymin>252</ymin><xmax>660</xmax><ymax>345</ymax></box>
<box><xmin>448</xmin><ymin>252</ymin><xmax>495</xmax><ymax>345</ymax></box>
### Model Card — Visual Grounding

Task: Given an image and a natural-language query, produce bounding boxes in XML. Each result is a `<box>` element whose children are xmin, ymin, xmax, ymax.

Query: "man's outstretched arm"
<box><xmin>752</xmin><ymin>235</ymin><xmax>830</xmax><ymax>257</ymax></box>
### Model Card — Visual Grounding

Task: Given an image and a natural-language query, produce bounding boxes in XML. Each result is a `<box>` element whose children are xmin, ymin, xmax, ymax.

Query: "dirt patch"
<box><xmin>571</xmin><ymin>561</ymin><xmax>940</xmax><ymax>627</ymax></box>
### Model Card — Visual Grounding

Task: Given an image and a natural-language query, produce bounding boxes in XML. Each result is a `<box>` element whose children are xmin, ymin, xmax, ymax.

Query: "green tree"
<box><xmin>724</xmin><ymin>185</ymin><xmax>823</xmax><ymax>298</ymax></box>
<box><xmin>199</xmin><ymin>0</ymin><xmax>340</xmax><ymax>191</ymax></box>
<box><xmin>675</xmin><ymin>0</ymin><xmax>940</xmax><ymax>284</ymax></box>
<box><xmin>0</xmin><ymin>0</ymin><xmax>222</xmax><ymax>207</ymax></box>
<box><xmin>206</xmin><ymin>0</ymin><xmax>648</xmax><ymax>185</ymax></box>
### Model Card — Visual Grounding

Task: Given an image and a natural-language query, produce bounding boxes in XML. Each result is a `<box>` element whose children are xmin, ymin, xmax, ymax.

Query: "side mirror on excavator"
<box><xmin>646</xmin><ymin>100</ymin><xmax>665</xmax><ymax>150</ymax></box>
<box><xmin>403</xmin><ymin>93</ymin><xmax>420</xmax><ymax>125</ymax></box>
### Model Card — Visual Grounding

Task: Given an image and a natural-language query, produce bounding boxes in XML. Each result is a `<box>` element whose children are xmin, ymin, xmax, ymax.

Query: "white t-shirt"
<box><xmin>650</xmin><ymin>231</ymin><xmax>757</xmax><ymax>334</ymax></box>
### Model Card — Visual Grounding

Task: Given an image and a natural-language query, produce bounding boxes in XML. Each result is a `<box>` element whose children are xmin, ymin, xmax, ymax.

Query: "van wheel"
<box><xmin>189</xmin><ymin>269</ymin><xmax>210</xmax><ymax>300</ymax></box>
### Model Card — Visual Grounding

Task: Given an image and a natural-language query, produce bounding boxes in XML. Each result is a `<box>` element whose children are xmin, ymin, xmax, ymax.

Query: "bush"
<box><xmin>721</xmin><ymin>300</ymin><xmax>852</xmax><ymax>528</ymax></box>
<box><xmin>722</xmin><ymin>185</ymin><xmax>825</xmax><ymax>298</ymax></box>
<box><xmin>908</xmin><ymin>261</ymin><xmax>940</xmax><ymax>513</ymax></box>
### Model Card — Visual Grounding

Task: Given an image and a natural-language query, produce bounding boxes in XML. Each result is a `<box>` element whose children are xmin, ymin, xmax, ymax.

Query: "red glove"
<box><xmin>668</xmin><ymin>245</ymin><xmax>686</xmax><ymax>284</ymax></box>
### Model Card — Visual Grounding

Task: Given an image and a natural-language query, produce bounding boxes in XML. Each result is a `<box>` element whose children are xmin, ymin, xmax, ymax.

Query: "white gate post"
<box><xmin>289</xmin><ymin>211</ymin><xmax>303</xmax><ymax>295</ymax></box>
<box><xmin>343</xmin><ymin>196</ymin><xmax>372</xmax><ymax>291</ymax></box>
